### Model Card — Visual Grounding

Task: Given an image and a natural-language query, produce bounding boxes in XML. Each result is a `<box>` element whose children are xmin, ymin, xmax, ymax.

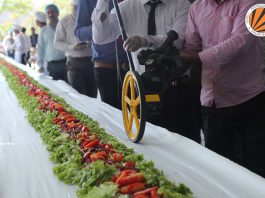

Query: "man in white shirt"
<box><xmin>92</xmin><ymin>0</ymin><xmax>189</xmax><ymax>73</ymax></box>
<box><xmin>21</xmin><ymin>27</ymin><xmax>31</xmax><ymax>65</ymax></box>
<box><xmin>31</xmin><ymin>11</ymin><xmax>47</xmax><ymax>72</ymax></box>
<box><xmin>54</xmin><ymin>0</ymin><xmax>97</xmax><ymax>97</ymax></box>
<box><xmin>92</xmin><ymin>0</ymin><xmax>203</xmax><ymax>143</ymax></box>
<box><xmin>13</xmin><ymin>25</ymin><xmax>26</xmax><ymax>64</ymax></box>
<box><xmin>3</xmin><ymin>31</ymin><xmax>15</xmax><ymax>58</ymax></box>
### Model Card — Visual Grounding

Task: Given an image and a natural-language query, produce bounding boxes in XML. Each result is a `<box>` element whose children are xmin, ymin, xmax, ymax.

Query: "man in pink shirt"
<box><xmin>181</xmin><ymin>0</ymin><xmax>265</xmax><ymax>177</ymax></box>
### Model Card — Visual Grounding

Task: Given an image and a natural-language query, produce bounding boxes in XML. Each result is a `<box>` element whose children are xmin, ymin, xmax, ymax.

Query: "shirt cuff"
<box><xmin>146</xmin><ymin>35</ymin><xmax>166</xmax><ymax>49</ymax></box>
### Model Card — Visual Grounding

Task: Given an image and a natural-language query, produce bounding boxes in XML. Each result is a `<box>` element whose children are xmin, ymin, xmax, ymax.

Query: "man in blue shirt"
<box><xmin>37</xmin><ymin>4</ymin><xmax>67</xmax><ymax>81</ymax></box>
<box><xmin>75</xmin><ymin>0</ymin><xmax>128</xmax><ymax>109</ymax></box>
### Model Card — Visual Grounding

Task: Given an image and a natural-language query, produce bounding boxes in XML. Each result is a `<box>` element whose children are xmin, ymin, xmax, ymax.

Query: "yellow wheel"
<box><xmin>122</xmin><ymin>71</ymin><xmax>146</xmax><ymax>143</ymax></box>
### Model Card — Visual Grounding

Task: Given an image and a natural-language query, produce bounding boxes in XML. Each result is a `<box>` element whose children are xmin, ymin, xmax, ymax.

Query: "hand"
<box><xmin>38</xmin><ymin>67</ymin><xmax>45</xmax><ymax>73</ymax></box>
<box><xmin>74</xmin><ymin>43</ymin><xmax>88</xmax><ymax>50</ymax></box>
<box><xmin>123</xmin><ymin>36</ymin><xmax>149</xmax><ymax>52</ymax></box>
<box><xmin>179</xmin><ymin>51</ymin><xmax>202</xmax><ymax>65</ymax></box>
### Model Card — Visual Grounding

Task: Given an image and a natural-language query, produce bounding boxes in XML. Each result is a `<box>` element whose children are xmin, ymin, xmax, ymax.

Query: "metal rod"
<box><xmin>112</xmin><ymin>0</ymin><xmax>135</xmax><ymax>71</ymax></box>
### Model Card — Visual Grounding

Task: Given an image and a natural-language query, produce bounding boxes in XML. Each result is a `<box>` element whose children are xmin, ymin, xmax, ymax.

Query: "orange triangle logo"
<box><xmin>249</xmin><ymin>7</ymin><xmax>265</xmax><ymax>33</ymax></box>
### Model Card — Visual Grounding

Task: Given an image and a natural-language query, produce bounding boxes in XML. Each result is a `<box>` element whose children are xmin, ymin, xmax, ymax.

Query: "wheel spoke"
<box><xmin>134</xmin><ymin>96</ymin><xmax>140</xmax><ymax>107</ymax></box>
<box><xmin>133</xmin><ymin>112</ymin><xmax>140</xmax><ymax>131</ymax></box>
<box><xmin>130</xmin><ymin>76</ymin><xmax>135</xmax><ymax>100</ymax></box>
<box><xmin>124</xmin><ymin>96</ymin><xmax>132</xmax><ymax>106</ymax></box>
<box><xmin>128</xmin><ymin>112</ymin><xmax>133</xmax><ymax>132</ymax></box>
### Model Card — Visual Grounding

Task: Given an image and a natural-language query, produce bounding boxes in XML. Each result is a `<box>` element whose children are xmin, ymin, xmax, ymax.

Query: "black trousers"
<box><xmin>67</xmin><ymin>56</ymin><xmax>97</xmax><ymax>98</ymax></box>
<box><xmin>21</xmin><ymin>53</ymin><xmax>26</xmax><ymax>65</ymax></box>
<box><xmin>149</xmin><ymin>84</ymin><xmax>202</xmax><ymax>143</ymax></box>
<box><xmin>94</xmin><ymin>67</ymin><xmax>127</xmax><ymax>109</ymax></box>
<box><xmin>7</xmin><ymin>51</ymin><xmax>14</xmax><ymax>59</ymax></box>
<box><xmin>47</xmin><ymin>59</ymin><xmax>67</xmax><ymax>82</ymax></box>
<box><xmin>26</xmin><ymin>51</ymin><xmax>30</xmax><ymax>65</ymax></box>
<box><xmin>202</xmin><ymin>92</ymin><xmax>265</xmax><ymax>178</ymax></box>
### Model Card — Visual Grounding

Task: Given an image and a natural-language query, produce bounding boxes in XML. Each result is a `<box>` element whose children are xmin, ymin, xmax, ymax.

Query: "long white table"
<box><xmin>1</xmin><ymin>55</ymin><xmax>265</xmax><ymax>198</ymax></box>
<box><xmin>0</xmin><ymin>71</ymin><xmax>77</xmax><ymax>198</ymax></box>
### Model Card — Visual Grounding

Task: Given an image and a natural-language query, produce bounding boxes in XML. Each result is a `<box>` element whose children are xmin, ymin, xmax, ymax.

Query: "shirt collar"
<box><xmin>141</xmin><ymin>0</ymin><xmax>167</xmax><ymax>5</ymax></box>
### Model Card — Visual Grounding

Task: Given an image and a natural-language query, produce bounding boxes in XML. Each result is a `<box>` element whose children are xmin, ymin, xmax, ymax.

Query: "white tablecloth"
<box><xmin>1</xmin><ymin>55</ymin><xmax>265</xmax><ymax>198</ymax></box>
<box><xmin>0</xmin><ymin>71</ymin><xmax>77</xmax><ymax>198</ymax></box>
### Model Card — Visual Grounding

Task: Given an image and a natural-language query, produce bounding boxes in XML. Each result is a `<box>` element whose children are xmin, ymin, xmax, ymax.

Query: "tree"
<box><xmin>0</xmin><ymin>0</ymin><xmax>33</xmax><ymax>18</ymax></box>
<box><xmin>0</xmin><ymin>0</ymin><xmax>70</xmax><ymax>40</ymax></box>
<box><xmin>0</xmin><ymin>0</ymin><xmax>33</xmax><ymax>39</ymax></box>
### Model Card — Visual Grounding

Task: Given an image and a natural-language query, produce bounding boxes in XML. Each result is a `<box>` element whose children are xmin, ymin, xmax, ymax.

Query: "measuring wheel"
<box><xmin>122</xmin><ymin>71</ymin><xmax>146</xmax><ymax>143</ymax></box>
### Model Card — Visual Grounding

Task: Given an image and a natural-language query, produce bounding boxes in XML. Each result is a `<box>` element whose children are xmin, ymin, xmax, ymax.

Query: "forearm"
<box><xmin>199</xmin><ymin>0</ymin><xmax>259</xmax><ymax>67</ymax></box>
<box><xmin>91</xmin><ymin>7</ymin><xmax>120</xmax><ymax>44</ymax></box>
<box><xmin>199</xmin><ymin>34</ymin><xmax>254</xmax><ymax>67</ymax></box>
<box><xmin>54</xmin><ymin>39</ymin><xmax>74</xmax><ymax>52</ymax></box>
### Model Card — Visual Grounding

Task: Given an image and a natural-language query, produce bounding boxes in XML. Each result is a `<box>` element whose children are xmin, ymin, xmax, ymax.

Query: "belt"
<box><xmin>49</xmin><ymin>58</ymin><xmax>66</xmax><ymax>63</ymax></box>
<box><xmin>94</xmin><ymin>61</ymin><xmax>129</xmax><ymax>70</ymax></box>
<box><xmin>68</xmin><ymin>56</ymin><xmax>92</xmax><ymax>62</ymax></box>
<box><xmin>94</xmin><ymin>61</ymin><xmax>114</xmax><ymax>68</ymax></box>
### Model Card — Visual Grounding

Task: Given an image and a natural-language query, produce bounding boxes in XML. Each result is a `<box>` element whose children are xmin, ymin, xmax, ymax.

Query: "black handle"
<box><xmin>156</xmin><ymin>30</ymin><xmax>178</xmax><ymax>52</ymax></box>
<box><xmin>112</xmin><ymin>0</ymin><xmax>135</xmax><ymax>71</ymax></box>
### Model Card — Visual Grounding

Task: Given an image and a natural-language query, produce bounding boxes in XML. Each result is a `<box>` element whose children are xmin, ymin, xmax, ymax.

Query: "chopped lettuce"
<box><xmin>79</xmin><ymin>182</ymin><xmax>118</xmax><ymax>198</ymax></box>
<box><xmin>0</xmin><ymin>63</ymin><xmax>193</xmax><ymax>198</ymax></box>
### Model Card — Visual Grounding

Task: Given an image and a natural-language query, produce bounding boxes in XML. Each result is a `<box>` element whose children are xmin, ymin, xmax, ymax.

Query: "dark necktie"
<box><xmin>147</xmin><ymin>1</ymin><xmax>162</xmax><ymax>35</ymax></box>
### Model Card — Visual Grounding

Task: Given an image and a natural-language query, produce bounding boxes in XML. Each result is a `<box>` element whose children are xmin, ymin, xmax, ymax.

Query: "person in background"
<box><xmin>181</xmin><ymin>0</ymin><xmax>265</xmax><ymax>177</ymax></box>
<box><xmin>75</xmin><ymin>0</ymin><xmax>128</xmax><ymax>109</ymax></box>
<box><xmin>21</xmin><ymin>27</ymin><xmax>31</xmax><ymax>65</ymax></box>
<box><xmin>3</xmin><ymin>30</ymin><xmax>15</xmax><ymax>58</ymax></box>
<box><xmin>13</xmin><ymin>25</ymin><xmax>26</xmax><ymax>64</ymax></box>
<box><xmin>92</xmin><ymin>0</ymin><xmax>202</xmax><ymax>143</ymax></box>
<box><xmin>35</xmin><ymin>11</ymin><xmax>47</xmax><ymax>29</ymax></box>
<box><xmin>30</xmin><ymin>27</ymin><xmax>38</xmax><ymax>48</ymax></box>
<box><xmin>37</xmin><ymin>4</ymin><xmax>67</xmax><ymax>81</ymax></box>
<box><xmin>31</xmin><ymin>11</ymin><xmax>47</xmax><ymax>72</ymax></box>
<box><xmin>28</xmin><ymin>27</ymin><xmax>38</xmax><ymax>67</ymax></box>
<box><xmin>54</xmin><ymin>0</ymin><xmax>97</xmax><ymax>97</ymax></box>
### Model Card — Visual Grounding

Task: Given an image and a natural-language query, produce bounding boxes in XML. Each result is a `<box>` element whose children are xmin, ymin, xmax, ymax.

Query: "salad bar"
<box><xmin>1</xmin><ymin>55</ymin><xmax>265</xmax><ymax>198</ymax></box>
<box><xmin>0</xmin><ymin>59</ymin><xmax>191</xmax><ymax>198</ymax></box>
